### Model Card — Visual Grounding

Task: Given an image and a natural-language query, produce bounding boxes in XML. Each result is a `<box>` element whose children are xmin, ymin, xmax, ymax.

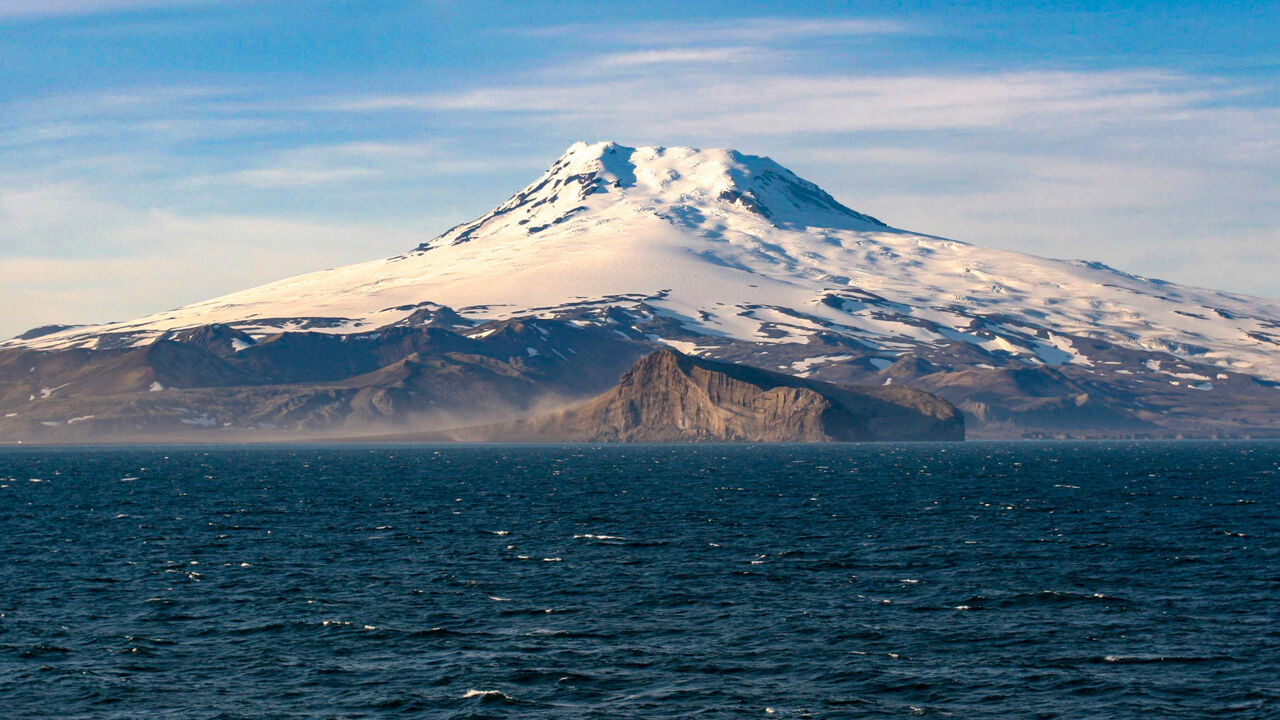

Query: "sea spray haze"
<box><xmin>0</xmin><ymin>442</ymin><xmax>1276</xmax><ymax>717</ymax></box>
<box><xmin>4</xmin><ymin>143</ymin><xmax>1280</xmax><ymax>441</ymax></box>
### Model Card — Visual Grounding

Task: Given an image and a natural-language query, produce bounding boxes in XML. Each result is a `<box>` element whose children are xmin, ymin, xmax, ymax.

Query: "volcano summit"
<box><xmin>4</xmin><ymin>142</ymin><xmax>1280</xmax><ymax>439</ymax></box>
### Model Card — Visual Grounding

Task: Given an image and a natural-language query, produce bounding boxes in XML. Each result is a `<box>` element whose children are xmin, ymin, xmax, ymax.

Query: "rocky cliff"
<box><xmin>452</xmin><ymin>349</ymin><xmax>964</xmax><ymax>442</ymax></box>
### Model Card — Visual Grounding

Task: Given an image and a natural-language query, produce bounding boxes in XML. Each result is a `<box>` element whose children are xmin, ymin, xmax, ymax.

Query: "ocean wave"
<box><xmin>460</xmin><ymin>689</ymin><xmax>525</xmax><ymax>704</ymax></box>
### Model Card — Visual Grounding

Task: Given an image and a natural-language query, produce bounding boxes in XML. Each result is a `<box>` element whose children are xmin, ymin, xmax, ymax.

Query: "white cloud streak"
<box><xmin>320</xmin><ymin>69</ymin><xmax>1244</xmax><ymax>146</ymax></box>
<box><xmin>592</xmin><ymin>47</ymin><xmax>756</xmax><ymax>68</ymax></box>
<box><xmin>0</xmin><ymin>0</ymin><xmax>223</xmax><ymax>18</ymax></box>
<box><xmin>518</xmin><ymin>17</ymin><xmax>912</xmax><ymax>45</ymax></box>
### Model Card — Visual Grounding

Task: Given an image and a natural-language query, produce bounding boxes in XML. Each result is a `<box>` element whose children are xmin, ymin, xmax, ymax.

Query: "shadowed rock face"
<box><xmin>460</xmin><ymin>349</ymin><xmax>964</xmax><ymax>442</ymax></box>
<box><xmin>0</xmin><ymin>318</ymin><xmax>656</xmax><ymax>442</ymax></box>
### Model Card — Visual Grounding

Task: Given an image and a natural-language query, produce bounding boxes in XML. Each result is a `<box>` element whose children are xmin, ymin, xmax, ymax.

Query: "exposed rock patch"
<box><xmin>446</xmin><ymin>349</ymin><xmax>963</xmax><ymax>442</ymax></box>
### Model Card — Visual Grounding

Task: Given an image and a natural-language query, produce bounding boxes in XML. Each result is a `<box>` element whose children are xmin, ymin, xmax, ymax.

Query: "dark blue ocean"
<box><xmin>1</xmin><ymin>442</ymin><xmax>1276</xmax><ymax>719</ymax></box>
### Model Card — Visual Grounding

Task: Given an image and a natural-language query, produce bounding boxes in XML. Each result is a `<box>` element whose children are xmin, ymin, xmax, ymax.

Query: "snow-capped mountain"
<box><xmin>5</xmin><ymin>141</ymin><xmax>1280</xmax><ymax>439</ymax></box>
<box><xmin>12</xmin><ymin>141</ymin><xmax>1280</xmax><ymax>381</ymax></box>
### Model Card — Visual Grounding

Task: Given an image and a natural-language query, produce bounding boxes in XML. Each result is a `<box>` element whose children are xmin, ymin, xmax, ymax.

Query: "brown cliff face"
<box><xmin>471</xmin><ymin>349</ymin><xmax>964</xmax><ymax>442</ymax></box>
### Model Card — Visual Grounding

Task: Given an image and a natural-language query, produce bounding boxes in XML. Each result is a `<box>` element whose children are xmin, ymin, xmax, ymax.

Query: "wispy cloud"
<box><xmin>592</xmin><ymin>47</ymin><xmax>756</xmax><ymax>68</ymax></box>
<box><xmin>171</xmin><ymin>140</ymin><xmax>530</xmax><ymax>191</ymax></box>
<box><xmin>321</xmin><ymin>69</ymin><xmax>1225</xmax><ymax>135</ymax></box>
<box><xmin>225</xmin><ymin>166</ymin><xmax>377</xmax><ymax>188</ymax></box>
<box><xmin>0</xmin><ymin>0</ymin><xmax>226</xmax><ymax>19</ymax></box>
<box><xmin>518</xmin><ymin>17</ymin><xmax>913</xmax><ymax>45</ymax></box>
<box><xmin>1</xmin><ymin>85</ymin><xmax>292</xmax><ymax>155</ymax></box>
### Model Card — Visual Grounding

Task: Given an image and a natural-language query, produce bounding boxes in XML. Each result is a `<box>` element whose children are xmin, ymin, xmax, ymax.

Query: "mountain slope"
<box><xmin>4</xmin><ymin>141</ymin><xmax>1280</xmax><ymax>439</ymax></box>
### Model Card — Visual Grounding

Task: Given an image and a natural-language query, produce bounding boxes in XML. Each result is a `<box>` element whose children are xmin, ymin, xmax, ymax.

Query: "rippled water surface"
<box><xmin>1</xmin><ymin>442</ymin><xmax>1277</xmax><ymax>718</ymax></box>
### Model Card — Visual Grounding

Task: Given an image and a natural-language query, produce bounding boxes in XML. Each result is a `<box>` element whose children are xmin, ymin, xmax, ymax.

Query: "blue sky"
<box><xmin>1</xmin><ymin>0</ymin><xmax>1277</xmax><ymax>338</ymax></box>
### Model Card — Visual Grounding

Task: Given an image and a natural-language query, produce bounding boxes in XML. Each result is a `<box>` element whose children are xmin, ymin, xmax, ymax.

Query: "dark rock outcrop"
<box><xmin>450</xmin><ymin>349</ymin><xmax>963</xmax><ymax>442</ymax></box>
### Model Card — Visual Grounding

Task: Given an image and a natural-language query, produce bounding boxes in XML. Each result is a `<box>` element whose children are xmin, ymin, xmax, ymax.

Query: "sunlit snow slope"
<box><xmin>11</xmin><ymin>141</ymin><xmax>1280</xmax><ymax>380</ymax></box>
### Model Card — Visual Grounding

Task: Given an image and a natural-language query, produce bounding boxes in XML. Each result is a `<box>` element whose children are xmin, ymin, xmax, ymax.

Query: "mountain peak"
<box><xmin>417</xmin><ymin>141</ymin><xmax>885</xmax><ymax>251</ymax></box>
